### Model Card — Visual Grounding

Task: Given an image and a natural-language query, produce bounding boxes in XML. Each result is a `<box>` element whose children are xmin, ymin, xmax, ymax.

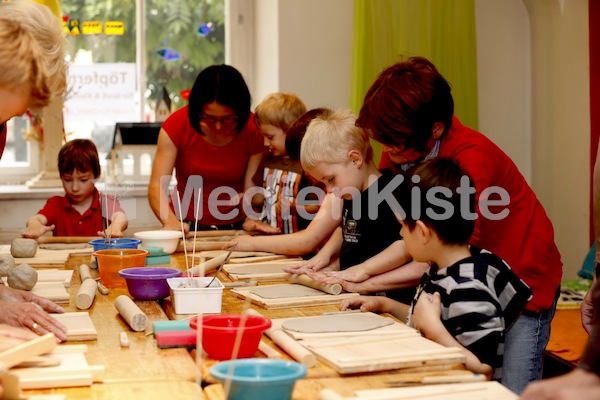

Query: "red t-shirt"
<box><xmin>380</xmin><ymin>117</ymin><xmax>562</xmax><ymax>312</ymax></box>
<box><xmin>162</xmin><ymin>106</ymin><xmax>265</xmax><ymax>225</ymax></box>
<box><xmin>38</xmin><ymin>189</ymin><xmax>124</xmax><ymax>236</ymax></box>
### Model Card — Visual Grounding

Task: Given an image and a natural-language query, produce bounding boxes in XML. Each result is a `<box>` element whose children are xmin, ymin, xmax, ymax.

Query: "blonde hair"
<box><xmin>300</xmin><ymin>109</ymin><xmax>373</xmax><ymax>170</ymax></box>
<box><xmin>0</xmin><ymin>0</ymin><xmax>67</xmax><ymax>108</ymax></box>
<box><xmin>254</xmin><ymin>92</ymin><xmax>307</xmax><ymax>132</ymax></box>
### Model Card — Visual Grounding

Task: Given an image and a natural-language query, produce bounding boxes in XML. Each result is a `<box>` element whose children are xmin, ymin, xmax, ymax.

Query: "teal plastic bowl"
<box><xmin>209</xmin><ymin>359</ymin><xmax>306</xmax><ymax>400</ymax></box>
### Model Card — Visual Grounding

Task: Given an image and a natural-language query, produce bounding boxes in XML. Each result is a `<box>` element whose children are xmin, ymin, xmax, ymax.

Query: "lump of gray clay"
<box><xmin>7</xmin><ymin>264</ymin><xmax>38</xmax><ymax>290</ymax></box>
<box><xmin>11</xmin><ymin>238</ymin><xmax>38</xmax><ymax>258</ymax></box>
<box><xmin>0</xmin><ymin>254</ymin><xmax>16</xmax><ymax>277</ymax></box>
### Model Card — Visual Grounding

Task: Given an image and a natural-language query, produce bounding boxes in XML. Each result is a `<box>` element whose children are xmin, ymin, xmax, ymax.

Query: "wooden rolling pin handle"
<box><xmin>114</xmin><ymin>295</ymin><xmax>148</xmax><ymax>332</ymax></box>
<box><xmin>244</xmin><ymin>308</ymin><xmax>316</xmax><ymax>368</ymax></box>
<box><xmin>75</xmin><ymin>279</ymin><xmax>97</xmax><ymax>310</ymax></box>
<box><xmin>290</xmin><ymin>274</ymin><xmax>342</xmax><ymax>295</ymax></box>
<box><xmin>187</xmin><ymin>252</ymin><xmax>228</xmax><ymax>275</ymax></box>
<box><xmin>79</xmin><ymin>264</ymin><xmax>93</xmax><ymax>282</ymax></box>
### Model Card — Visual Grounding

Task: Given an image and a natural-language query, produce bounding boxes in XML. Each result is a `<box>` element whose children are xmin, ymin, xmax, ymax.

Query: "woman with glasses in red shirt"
<box><xmin>149</xmin><ymin>65</ymin><xmax>265</xmax><ymax>232</ymax></box>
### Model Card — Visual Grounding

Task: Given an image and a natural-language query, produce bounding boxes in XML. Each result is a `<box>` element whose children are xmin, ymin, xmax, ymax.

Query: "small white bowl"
<box><xmin>134</xmin><ymin>230</ymin><xmax>183</xmax><ymax>254</ymax></box>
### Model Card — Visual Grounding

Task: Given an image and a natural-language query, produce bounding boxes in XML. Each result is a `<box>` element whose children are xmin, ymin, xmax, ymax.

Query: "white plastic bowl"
<box><xmin>134</xmin><ymin>230</ymin><xmax>183</xmax><ymax>254</ymax></box>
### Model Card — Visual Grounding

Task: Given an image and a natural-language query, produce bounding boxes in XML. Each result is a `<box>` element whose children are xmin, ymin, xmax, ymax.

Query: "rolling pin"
<box><xmin>36</xmin><ymin>236</ymin><xmax>100</xmax><ymax>244</ymax></box>
<box><xmin>79</xmin><ymin>264</ymin><xmax>93</xmax><ymax>282</ymax></box>
<box><xmin>186</xmin><ymin>252</ymin><xmax>229</xmax><ymax>275</ymax></box>
<box><xmin>114</xmin><ymin>295</ymin><xmax>148</xmax><ymax>332</ymax></box>
<box><xmin>289</xmin><ymin>274</ymin><xmax>342</xmax><ymax>295</ymax></box>
<box><xmin>244</xmin><ymin>308</ymin><xmax>316</xmax><ymax>367</ymax></box>
<box><xmin>75</xmin><ymin>278</ymin><xmax>97</xmax><ymax>310</ymax></box>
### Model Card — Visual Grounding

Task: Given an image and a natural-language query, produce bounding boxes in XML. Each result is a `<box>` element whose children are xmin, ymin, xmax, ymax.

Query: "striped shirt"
<box><xmin>409</xmin><ymin>247</ymin><xmax>532</xmax><ymax>381</ymax></box>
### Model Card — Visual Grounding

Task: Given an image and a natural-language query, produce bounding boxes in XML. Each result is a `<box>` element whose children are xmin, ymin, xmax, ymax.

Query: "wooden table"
<box><xmin>22</xmin><ymin>252</ymin><xmax>201</xmax><ymax>399</ymax></box>
<box><xmin>21</xmin><ymin>248</ymin><xmax>472</xmax><ymax>399</ymax></box>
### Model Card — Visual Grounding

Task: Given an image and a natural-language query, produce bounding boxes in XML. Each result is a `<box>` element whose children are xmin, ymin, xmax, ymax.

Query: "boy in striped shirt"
<box><xmin>340</xmin><ymin>157</ymin><xmax>532</xmax><ymax>383</ymax></box>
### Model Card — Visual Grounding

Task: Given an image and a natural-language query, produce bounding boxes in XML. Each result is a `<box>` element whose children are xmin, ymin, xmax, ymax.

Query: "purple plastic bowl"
<box><xmin>118</xmin><ymin>267</ymin><xmax>182</xmax><ymax>300</ymax></box>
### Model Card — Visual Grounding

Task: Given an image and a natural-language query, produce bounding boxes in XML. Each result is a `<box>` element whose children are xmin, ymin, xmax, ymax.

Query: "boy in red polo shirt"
<box><xmin>22</xmin><ymin>139</ymin><xmax>128</xmax><ymax>238</ymax></box>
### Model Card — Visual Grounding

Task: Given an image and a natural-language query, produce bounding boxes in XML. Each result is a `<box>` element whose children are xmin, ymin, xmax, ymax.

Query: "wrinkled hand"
<box><xmin>339</xmin><ymin>296</ymin><xmax>386</xmax><ymax>313</ymax></box>
<box><xmin>412</xmin><ymin>292</ymin><xmax>442</xmax><ymax>334</ymax></box>
<box><xmin>323</xmin><ymin>265</ymin><xmax>370</xmax><ymax>283</ymax></box>
<box><xmin>0</xmin><ymin>284</ymin><xmax>64</xmax><ymax>314</ymax></box>
<box><xmin>284</xmin><ymin>253</ymin><xmax>331</xmax><ymax>274</ymax></box>
<box><xmin>22</xmin><ymin>224</ymin><xmax>55</xmax><ymax>239</ymax></box>
<box><xmin>521</xmin><ymin>368</ymin><xmax>600</xmax><ymax>400</ymax></box>
<box><xmin>0</xmin><ymin>299</ymin><xmax>67</xmax><ymax>342</ymax></box>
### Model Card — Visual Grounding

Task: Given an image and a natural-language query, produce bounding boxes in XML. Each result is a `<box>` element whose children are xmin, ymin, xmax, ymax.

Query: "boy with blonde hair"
<box><xmin>289</xmin><ymin>109</ymin><xmax>423</xmax><ymax>302</ymax></box>
<box><xmin>23</xmin><ymin>139</ymin><xmax>128</xmax><ymax>238</ymax></box>
<box><xmin>245</xmin><ymin>92</ymin><xmax>310</xmax><ymax>234</ymax></box>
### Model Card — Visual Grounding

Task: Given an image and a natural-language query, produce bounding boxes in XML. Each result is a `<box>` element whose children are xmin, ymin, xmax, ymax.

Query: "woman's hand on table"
<box><xmin>223</xmin><ymin>234</ymin><xmax>254</xmax><ymax>251</ymax></box>
<box><xmin>322</xmin><ymin>265</ymin><xmax>370</xmax><ymax>283</ymax></box>
<box><xmin>0</xmin><ymin>323</ymin><xmax>38</xmax><ymax>340</ymax></box>
<box><xmin>0</xmin><ymin>298</ymin><xmax>67</xmax><ymax>342</ymax></box>
<box><xmin>242</xmin><ymin>218</ymin><xmax>281</xmax><ymax>234</ymax></box>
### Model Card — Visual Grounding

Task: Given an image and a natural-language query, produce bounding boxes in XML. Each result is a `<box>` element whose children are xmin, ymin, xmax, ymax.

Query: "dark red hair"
<box><xmin>356</xmin><ymin>57</ymin><xmax>454</xmax><ymax>153</ymax></box>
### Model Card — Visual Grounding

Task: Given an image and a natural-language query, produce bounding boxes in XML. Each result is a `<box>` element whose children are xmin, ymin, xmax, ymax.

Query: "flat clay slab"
<box><xmin>281</xmin><ymin>312</ymin><xmax>395</xmax><ymax>333</ymax></box>
<box><xmin>231</xmin><ymin>284</ymin><xmax>359</xmax><ymax>309</ymax></box>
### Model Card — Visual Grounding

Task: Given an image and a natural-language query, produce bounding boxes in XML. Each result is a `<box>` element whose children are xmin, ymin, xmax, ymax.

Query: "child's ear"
<box><xmin>432</xmin><ymin>122</ymin><xmax>444</xmax><ymax>139</ymax></box>
<box><xmin>347</xmin><ymin>149</ymin><xmax>363</xmax><ymax>168</ymax></box>
<box><xmin>415</xmin><ymin>220</ymin><xmax>431</xmax><ymax>244</ymax></box>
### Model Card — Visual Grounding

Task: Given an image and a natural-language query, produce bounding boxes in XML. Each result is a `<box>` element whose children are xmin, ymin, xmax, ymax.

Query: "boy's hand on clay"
<box><xmin>284</xmin><ymin>253</ymin><xmax>331</xmax><ymax>274</ymax></box>
<box><xmin>339</xmin><ymin>296</ymin><xmax>386</xmax><ymax>313</ymax></box>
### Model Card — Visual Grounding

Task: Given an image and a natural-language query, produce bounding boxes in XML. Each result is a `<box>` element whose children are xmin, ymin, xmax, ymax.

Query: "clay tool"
<box><xmin>205</xmin><ymin>248</ymin><xmax>234</xmax><ymax>288</ymax></box>
<box><xmin>155</xmin><ymin>330</ymin><xmax>197</xmax><ymax>349</ymax></box>
<box><xmin>385</xmin><ymin>373</ymin><xmax>487</xmax><ymax>386</ymax></box>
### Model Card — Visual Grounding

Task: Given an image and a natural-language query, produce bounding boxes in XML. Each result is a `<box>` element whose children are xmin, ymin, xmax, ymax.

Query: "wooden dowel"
<box><xmin>114</xmin><ymin>295</ymin><xmax>148</xmax><ymax>332</ymax></box>
<box><xmin>186</xmin><ymin>252</ymin><xmax>229</xmax><ymax>275</ymax></box>
<box><xmin>79</xmin><ymin>264</ymin><xmax>92</xmax><ymax>282</ymax></box>
<box><xmin>258</xmin><ymin>341</ymin><xmax>281</xmax><ymax>359</ymax></box>
<box><xmin>36</xmin><ymin>236</ymin><xmax>100</xmax><ymax>244</ymax></box>
<box><xmin>75</xmin><ymin>279</ymin><xmax>97</xmax><ymax>310</ymax></box>
<box><xmin>289</xmin><ymin>274</ymin><xmax>342</xmax><ymax>295</ymax></box>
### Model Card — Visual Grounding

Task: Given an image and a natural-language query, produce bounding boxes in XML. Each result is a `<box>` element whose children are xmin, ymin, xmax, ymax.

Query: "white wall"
<box><xmin>475</xmin><ymin>0</ymin><xmax>532</xmax><ymax>181</ymax></box>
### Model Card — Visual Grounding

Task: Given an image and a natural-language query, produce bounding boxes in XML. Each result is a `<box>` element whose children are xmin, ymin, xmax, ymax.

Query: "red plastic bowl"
<box><xmin>190</xmin><ymin>314</ymin><xmax>272</xmax><ymax>360</ymax></box>
<box><xmin>118</xmin><ymin>267</ymin><xmax>182</xmax><ymax>300</ymax></box>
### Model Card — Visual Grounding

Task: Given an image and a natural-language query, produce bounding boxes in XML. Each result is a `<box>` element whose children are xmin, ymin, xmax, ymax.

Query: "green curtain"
<box><xmin>350</xmin><ymin>0</ymin><xmax>479</xmax><ymax>164</ymax></box>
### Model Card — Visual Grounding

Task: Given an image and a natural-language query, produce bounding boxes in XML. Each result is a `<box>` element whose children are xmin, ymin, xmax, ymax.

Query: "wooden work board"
<box><xmin>223</xmin><ymin>260</ymin><xmax>304</xmax><ymax>282</ymax></box>
<box><xmin>337</xmin><ymin>381</ymin><xmax>518</xmax><ymax>399</ymax></box>
<box><xmin>51</xmin><ymin>312</ymin><xmax>98</xmax><ymax>341</ymax></box>
<box><xmin>0</xmin><ymin>245</ymin><xmax>92</xmax><ymax>267</ymax></box>
<box><xmin>300</xmin><ymin>332</ymin><xmax>465</xmax><ymax>375</ymax></box>
<box><xmin>8</xmin><ymin>344</ymin><xmax>104</xmax><ymax>390</ymax></box>
<box><xmin>230</xmin><ymin>283</ymin><xmax>359</xmax><ymax>309</ymax></box>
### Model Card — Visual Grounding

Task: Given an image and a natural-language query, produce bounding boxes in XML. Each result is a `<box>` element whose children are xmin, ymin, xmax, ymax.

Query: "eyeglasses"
<box><xmin>200</xmin><ymin>113</ymin><xmax>238</xmax><ymax>125</ymax></box>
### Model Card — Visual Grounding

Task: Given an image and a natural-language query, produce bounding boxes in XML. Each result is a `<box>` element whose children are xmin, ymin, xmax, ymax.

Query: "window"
<box><xmin>0</xmin><ymin>0</ymin><xmax>226</xmax><ymax>183</ymax></box>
